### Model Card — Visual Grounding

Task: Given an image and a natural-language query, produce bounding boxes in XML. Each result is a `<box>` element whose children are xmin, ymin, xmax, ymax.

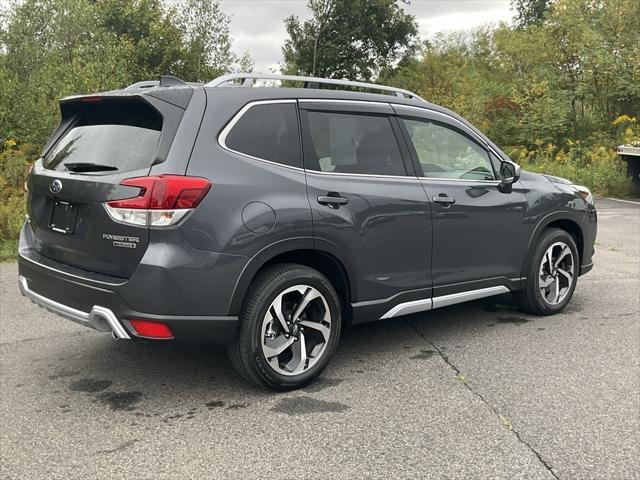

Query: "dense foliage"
<box><xmin>0</xmin><ymin>0</ymin><xmax>638</xmax><ymax>260</ymax></box>
<box><xmin>383</xmin><ymin>0</ymin><xmax>639</xmax><ymax>195</ymax></box>
<box><xmin>0</xmin><ymin>0</ymin><xmax>252</xmax><ymax>146</ymax></box>
<box><xmin>0</xmin><ymin>0</ymin><xmax>252</xmax><ymax>259</ymax></box>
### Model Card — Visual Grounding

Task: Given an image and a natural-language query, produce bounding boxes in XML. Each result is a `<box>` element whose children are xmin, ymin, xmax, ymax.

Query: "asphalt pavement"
<box><xmin>1</xmin><ymin>197</ymin><xmax>638</xmax><ymax>479</ymax></box>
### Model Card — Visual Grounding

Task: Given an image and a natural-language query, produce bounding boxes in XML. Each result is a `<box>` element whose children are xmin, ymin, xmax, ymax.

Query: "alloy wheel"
<box><xmin>260</xmin><ymin>285</ymin><xmax>332</xmax><ymax>376</ymax></box>
<box><xmin>539</xmin><ymin>241</ymin><xmax>575</xmax><ymax>306</ymax></box>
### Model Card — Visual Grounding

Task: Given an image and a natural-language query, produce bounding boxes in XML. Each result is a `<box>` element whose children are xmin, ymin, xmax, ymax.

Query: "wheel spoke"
<box><xmin>270</xmin><ymin>294</ymin><xmax>290</xmax><ymax>333</ymax></box>
<box><xmin>553</xmin><ymin>277</ymin><xmax>560</xmax><ymax>303</ymax></box>
<box><xmin>557</xmin><ymin>267</ymin><xmax>573</xmax><ymax>281</ymax></box>
<box><xmin>292</xmin><ymin>287</ymin><xmax>321</xmax><ymax>321</ymax></box>
<box><xmin>262</xmin><ymin>336</ymin><xmax>294</xmax><ymax>359</ymax></box>
<box><xmin>554</xmin><ymin>246</ymin><xmax>571</xmax><ymax>268</ymax></box>
<box><xmin>546</xmin><ymin>248</ymin><xmax>554</xmax><ymax>270</ymax></box>
<box><xmin>291</xmin><ymin>333</ymin><xmax>307</xmax><ymax>375</ymax></box>
<box><xmin>300</xmin><ymin>320</ymin><xmax>330</xmax><ymax>342</ymax></box>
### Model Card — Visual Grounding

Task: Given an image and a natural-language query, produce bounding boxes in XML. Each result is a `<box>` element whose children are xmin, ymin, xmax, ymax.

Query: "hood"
<box><xmin>542</xmin><ymin>174</ymin><xmax>574</xmax><ymax>185</ymax></box>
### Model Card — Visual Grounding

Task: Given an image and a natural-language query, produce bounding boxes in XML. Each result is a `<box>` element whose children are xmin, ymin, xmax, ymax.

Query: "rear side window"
<box><xmin>302</xmin><ymin>111</ymin><xmax>406</xmax><ymax>176</ymax></box>
<box><xmin>44</xmin><ymin>100</ymin><xmax>162</xmax><ymax>173</ymax></box>
<box><xmin>224</xmin><ymin>102</ymin><xmax>301</xmax><ymax>168</ymax></box>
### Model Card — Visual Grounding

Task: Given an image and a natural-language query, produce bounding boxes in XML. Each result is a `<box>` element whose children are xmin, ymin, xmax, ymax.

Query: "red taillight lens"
<box><xmin>130</xmin><ymin>319</ymin><xmax>174</xmax><ymax>339</ymax></box>
<box><xmin>108</xmin><ymin>177</ymin><xmax>156</xmax><ymax>209</ymax></box>
<box><xmin>104</xmin><ymin>175</ymin><xmax>211</xmax><ymax>227</ymax></box>
<box><xmin>109</xmin><ymin>175</ymin><xmax>211</xmax><ymax>210</ymax></box>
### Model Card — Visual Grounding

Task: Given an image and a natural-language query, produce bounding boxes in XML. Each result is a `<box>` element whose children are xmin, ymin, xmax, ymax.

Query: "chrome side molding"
<box><xmin>18</xmin><ymin>276</ymin><xmax>130</xmax><ymax>339</ymax></box>
<box><xmin>380</xmin><ymin>298</ymin><xmax>433</xmax><ymax>319</ymax></box>
<box><xmin>431</xmin><ymin>286</ymin><xmax>510</xmax><ymax>309</ymax></box>
<box><xmin>380</xmin><ymin>286</ymin><xmax>510</xmax><ymax>319</ymax></box>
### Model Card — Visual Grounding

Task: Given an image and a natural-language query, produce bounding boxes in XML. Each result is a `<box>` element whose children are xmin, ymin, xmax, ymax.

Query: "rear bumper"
<box><xmin>19</xmin><ymin>276</ymin><xmax>131</xmax><ymax>339</ymax></box>
<box><xmin>18</xmin><ymin>223</ymin><xmax>241</xmax><ymax>344</ymax></box>
<box><xmin>18</xmin><ymin>257</ymin><xmax>239</xmax><ymax>344</ymax></box>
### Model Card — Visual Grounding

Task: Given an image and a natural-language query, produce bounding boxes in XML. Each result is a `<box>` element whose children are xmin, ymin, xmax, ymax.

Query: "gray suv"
<box><xmin>18</xmin><ymin>74</ymin><xmax>597</xmax><ymax>390</ymax></box>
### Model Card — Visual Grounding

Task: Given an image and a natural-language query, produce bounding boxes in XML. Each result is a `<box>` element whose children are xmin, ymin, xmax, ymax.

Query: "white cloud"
<box><xmin>415</xmin><ymin>8</ymin><xmax>513</xmax><ymax>37</ymax></box>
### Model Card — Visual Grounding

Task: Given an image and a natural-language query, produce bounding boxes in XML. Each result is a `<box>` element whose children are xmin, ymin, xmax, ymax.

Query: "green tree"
<box><xmin>0</xmin><ymin>0</ymin><xmax>251</xmax><ymax>145</ymax></box>
<box><xmin>0</xmin><ymin>0</ymin><xmax>134</xmax><ymax>144</ymax></box>
<box><xmin>96</xmin><ymin>0</ymin><xmax>187</xmax><ymax>80</ymax></box>
<box><xmin>512</xmin><ymin>0</ymin><xmax>553</xmax><ymax>27</ymax></box>
<box><xmin>282</xmin><ymin>0</ymin><xmax>418</xmax><ymax>81</ymax></box>
<box><xmin>174</xmin><ymin>0</ymin><xmax>253</xmax><ymax>81</ymax></box>
<box><xmin>388</xmin><ymin>0</ymin><xmax>639</xmax><ymax>149</ymax></box>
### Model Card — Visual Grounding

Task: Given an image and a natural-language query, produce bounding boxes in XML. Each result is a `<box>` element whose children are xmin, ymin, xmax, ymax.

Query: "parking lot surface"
<box><xmin>1</xmin><ymin>198</ymin><xmax>638</xmax><ymax>479</ymax></box>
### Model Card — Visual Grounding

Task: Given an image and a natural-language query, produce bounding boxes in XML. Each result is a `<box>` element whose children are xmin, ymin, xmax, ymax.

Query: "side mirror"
<box><xmin>498</xmin><ymin>162</ymin><xmax>521</xmax><ymax>193</ymax></box>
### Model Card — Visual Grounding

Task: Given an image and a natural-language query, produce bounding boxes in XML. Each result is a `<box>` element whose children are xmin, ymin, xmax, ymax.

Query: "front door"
<box><xmin>299</xmin><ymin>100</ymin><xmax>432</xmax><ymax>320</ymax></box>
<box><xmin>395</xmin><ymin>106</ymin><xmax>530</xmax><ymax>297</ymax></box>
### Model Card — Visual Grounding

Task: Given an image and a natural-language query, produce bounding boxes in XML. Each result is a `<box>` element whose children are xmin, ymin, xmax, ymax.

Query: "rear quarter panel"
<box><xmin>181</xmin><ymin>90</ymin><xmax>314</xmax><ymax>315</ymax></box>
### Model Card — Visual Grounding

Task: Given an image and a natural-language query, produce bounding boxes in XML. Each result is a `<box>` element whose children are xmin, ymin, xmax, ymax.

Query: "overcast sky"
<box><xmin>221</xmin><ymin>0</ymin><xmax>514</xmax><ymax>72</ymax></box>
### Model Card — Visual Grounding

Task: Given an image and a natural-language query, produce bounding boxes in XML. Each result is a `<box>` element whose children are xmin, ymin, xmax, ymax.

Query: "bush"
<box><xmin>508</xmin><ymin>141</ymin><xmax>633</xmax><ymax>198</ymax></box>
<box><xmin>0</xmin><ymin>141</ymin><xmax>35</xmax><ymax>261</ymax></box>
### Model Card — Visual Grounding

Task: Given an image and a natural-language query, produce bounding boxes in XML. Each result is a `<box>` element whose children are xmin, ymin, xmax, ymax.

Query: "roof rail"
<box><xmin>206</xmin><ymin>73</ymin><xmax>424</xmax><ymax>101</ymax></box>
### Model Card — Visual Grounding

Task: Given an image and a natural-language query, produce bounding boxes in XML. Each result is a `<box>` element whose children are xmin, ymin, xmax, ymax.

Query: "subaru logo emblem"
<box><xmin>50</xmin><ymin>179</ymin><xmax>63</xmax><ymax>194</ymax></box>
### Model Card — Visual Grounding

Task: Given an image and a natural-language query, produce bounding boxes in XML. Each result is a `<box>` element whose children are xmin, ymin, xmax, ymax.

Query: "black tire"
<box><xmin>517</xmin><ymin>228</ymin><xmax>579</xmax><ymax>315</ymax></box>
<box><xmin>227</xmin><ymin>263</ymin><xmax>342</xmax><ymax>390</ymax></box>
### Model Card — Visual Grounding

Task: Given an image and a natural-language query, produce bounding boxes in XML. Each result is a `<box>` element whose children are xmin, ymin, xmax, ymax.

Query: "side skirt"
<box><xmin>379</xmin><ymin>285</ymin><xmax>510</xmax><ymax>320</ymax></box>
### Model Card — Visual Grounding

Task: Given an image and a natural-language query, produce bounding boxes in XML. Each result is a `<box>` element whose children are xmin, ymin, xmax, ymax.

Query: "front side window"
<box><xmin>302</xmin><ymin>111</ymin><xmax>407</xmax><ymax>176</ymax></box>
<box><xmin>402</xmin><ymin>118</ymin><xmax>495</xmax><ymax>181</ymax></box>
<box><xmin>224</xmin><ymin>102</ymin><xmax>301</xmax><ymax>168</ymax></box>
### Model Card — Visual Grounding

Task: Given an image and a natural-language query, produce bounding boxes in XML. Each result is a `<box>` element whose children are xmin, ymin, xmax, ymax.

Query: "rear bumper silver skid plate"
<box><xmin>18</xmin><ymin>276</ymin><xmax>130</xmax><ymax>339</ymax></box>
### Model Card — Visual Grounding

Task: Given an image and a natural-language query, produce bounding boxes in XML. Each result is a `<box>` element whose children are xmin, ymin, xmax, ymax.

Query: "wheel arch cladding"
<box><xmin>524</xmin><ymin>215</ymin><xmax>585</xmax><ymax>277</ymax></box>
<box><xmin>228</xmin><ymin>249</ymin><xmax>353</xmax><ymax>322</ymax></box>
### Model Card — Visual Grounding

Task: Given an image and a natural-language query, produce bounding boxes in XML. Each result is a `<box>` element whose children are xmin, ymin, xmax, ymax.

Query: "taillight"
<box><xmin>104</xmin><ymin>175</ymin><xmax>211</xmax><ymax>227</ymax></box>
<box><xmin>81</xmin><ymin>96</ymin><xmax>103</xmax><ymax>103</ymax></box>
<box><xmin>24</xmin><ymin>164</ymin><xmax>34</xmax><ymax>192</ymax></box>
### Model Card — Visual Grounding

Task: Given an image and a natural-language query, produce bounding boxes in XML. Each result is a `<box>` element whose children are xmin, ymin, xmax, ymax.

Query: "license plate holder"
<box><xmin>50</xmin><ymin>200</ymin><xmax>78</xmax><ymax>235</ymax></box>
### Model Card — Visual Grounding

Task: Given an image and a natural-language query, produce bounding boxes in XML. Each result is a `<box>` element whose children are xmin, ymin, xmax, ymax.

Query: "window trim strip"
<box><xmin>217</xmin><ymin>98</ymin><xmax>518</xmax><ymax>184</ymax></box>
<box><xmin>391</xmin><ymin>103</ymin><xmax>518</xmax><ymax>172</ymax></box>
<box><xmin>217</xmin><ymin>99</ymin><xmax>303</xmax><ymax>172</ymax></box>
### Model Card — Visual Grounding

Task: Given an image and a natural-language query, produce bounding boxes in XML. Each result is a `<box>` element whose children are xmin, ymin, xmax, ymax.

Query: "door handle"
<box><xmin>317</xmin><ymin>194</ymin><xmax>349</xmax><ymax>208</ymax></box>
<box><xmin>432</xmin><ymin>195</ymin><xmax>456</xmax><ymax>206</ymax></box>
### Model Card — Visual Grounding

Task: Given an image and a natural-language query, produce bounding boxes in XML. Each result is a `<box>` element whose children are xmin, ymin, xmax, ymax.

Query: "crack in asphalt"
<box><xmin>405</xmin><ymin>319</ymin><xmax>560</xmax><ymax>480</ymax></box>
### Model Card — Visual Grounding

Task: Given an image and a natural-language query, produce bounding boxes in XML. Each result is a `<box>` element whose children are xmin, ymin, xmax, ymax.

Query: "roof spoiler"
<box><xmin>125</xmin><ymin>75</ymin><xmax>190</xmax><ymax>90</ymax></box>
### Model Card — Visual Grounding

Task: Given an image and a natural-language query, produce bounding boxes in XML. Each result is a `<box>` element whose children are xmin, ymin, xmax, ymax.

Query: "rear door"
<box><xmin>299</xmin><ymin>100</ymin><xmax>432</xmax><ymax>311</ymax></box>
<box><xmin>26</xmin><ymin>93</ymin><xmax>187</xmax><ymax>278</ymax></box>
<box><xmin>395</xmin><ymin>105</ymin><xmax>530</xmax><ymax>296</ymax></box>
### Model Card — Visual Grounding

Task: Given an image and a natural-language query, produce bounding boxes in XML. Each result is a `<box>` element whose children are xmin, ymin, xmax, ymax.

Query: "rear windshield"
<box><xmin>43</xmin><ymin>100</ymin><xmax>162</xmax><ymax>172</ymax></box>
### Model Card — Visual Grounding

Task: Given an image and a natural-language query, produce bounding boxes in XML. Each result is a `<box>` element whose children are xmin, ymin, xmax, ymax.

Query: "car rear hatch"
<box><xmin>25</xmin><ymin>89</ymin><xmax>191</xmax><ymax>278</ymax></box>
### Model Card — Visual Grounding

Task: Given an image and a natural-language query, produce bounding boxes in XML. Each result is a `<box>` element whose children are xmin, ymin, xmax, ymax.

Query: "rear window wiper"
<box><xmin>64</xmin><ymin>162</ymin><xmax>118</xmax><ymax>172</ymax></box>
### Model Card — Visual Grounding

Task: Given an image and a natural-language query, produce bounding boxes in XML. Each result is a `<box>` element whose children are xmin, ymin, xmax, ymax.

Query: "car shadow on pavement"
<box><xmin>40</xmin><ymin>293</ymin><xmax>553</xmax><ymax>401</ymax></box>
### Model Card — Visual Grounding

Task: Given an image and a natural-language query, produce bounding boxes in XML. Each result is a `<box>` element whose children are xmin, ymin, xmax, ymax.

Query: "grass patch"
<box><xmin>0</xmin><ymin>239</ymin><xmax>17</xmax><ymax>262</ymax></box>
